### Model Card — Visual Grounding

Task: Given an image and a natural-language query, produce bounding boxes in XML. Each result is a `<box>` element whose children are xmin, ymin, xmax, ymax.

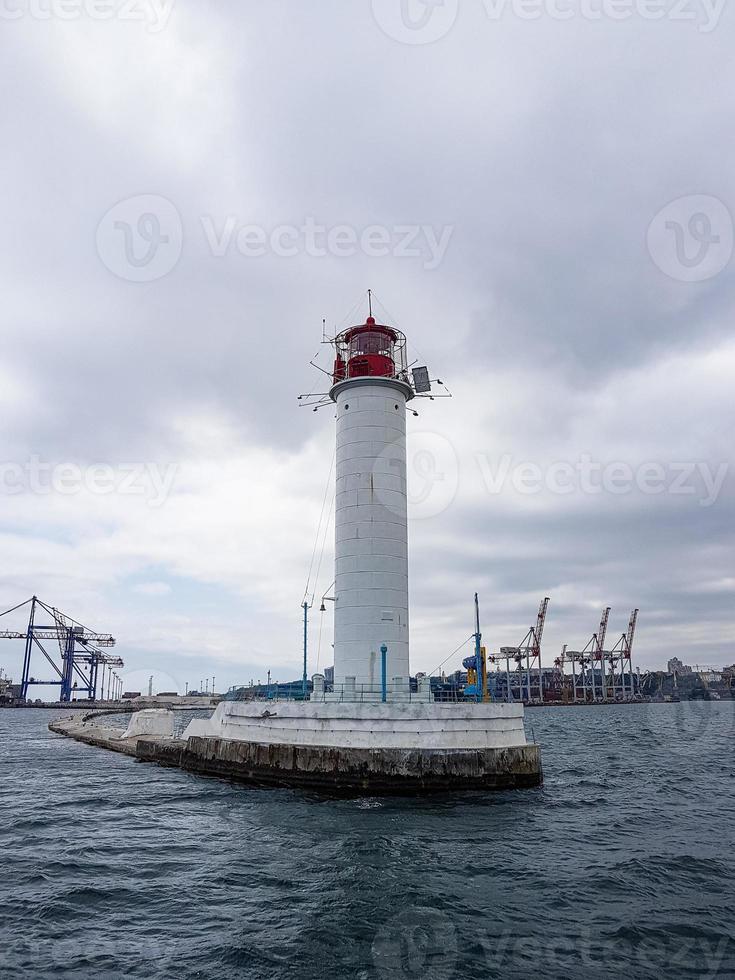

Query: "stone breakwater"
<box><xmin>48</xmin><ymin>711</ymin><xmax>542</xmax><ymax>795</ymax></box>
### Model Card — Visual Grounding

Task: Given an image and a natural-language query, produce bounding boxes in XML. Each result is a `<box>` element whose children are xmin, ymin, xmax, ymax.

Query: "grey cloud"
<box><xmin>0</xmin><ymin>4</ymin><xmax>733</xmax><ymax>688</ymax></box>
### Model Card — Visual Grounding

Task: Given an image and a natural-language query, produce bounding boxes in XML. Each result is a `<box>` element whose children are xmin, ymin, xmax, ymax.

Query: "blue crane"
<box><xmin>0</xmin><ymin>596</ymin><xmax>121</xmax><ymax>702</ymax></box>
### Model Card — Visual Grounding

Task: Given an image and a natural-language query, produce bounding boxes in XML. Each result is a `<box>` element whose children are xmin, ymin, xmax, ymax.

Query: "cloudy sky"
<box><xmin>1</xmin><ymin>0</ymin><xmax>733</xmax><ymax>696</ymax></box>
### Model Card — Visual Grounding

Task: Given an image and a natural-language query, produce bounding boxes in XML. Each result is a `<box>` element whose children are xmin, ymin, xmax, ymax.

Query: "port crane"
<box><xmin>502</xmin><ymin>597</ymin><xmax>550</xmax><ymax>703</ymax></box>
<box><xmin>567</xmin><ymin>607</ymin><xmax>639</xmax><ymax>701</ymax></box>
<box><xmin>566</xmin><ymin>607</ymin><xmax>610</xmax><ymax>702</ymax></box>
<box><xmin>596</xmin><ymin>606</ymin><xmax>611</xmax><ymax>694</ymax></box>
<box><xmin>0</xmin><ymin>596</ymin><xmax>121</xmax><ymax>702</ymax></box>
<box><xmin>610</xmin><ymin>608</ymin><xmax>638</xmax><ymax>699</ymax></box>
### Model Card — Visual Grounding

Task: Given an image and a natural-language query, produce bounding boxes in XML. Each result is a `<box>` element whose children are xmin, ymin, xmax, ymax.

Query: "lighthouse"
<box><xmin>181</xmin><ymin>298</ymin><xmax>542</xmax><ymax>792</ymax></box>
<box><xmin>330</xmin><ymin>315</ymin><xmax>414</xmax><ymax>696</ymax></box>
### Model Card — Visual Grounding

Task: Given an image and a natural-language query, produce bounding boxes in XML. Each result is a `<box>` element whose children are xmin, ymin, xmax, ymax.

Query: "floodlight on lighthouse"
<box><xmin>412</xmin><ymin>366</ymin><xmax>431</xmax><ymax>393</ymax></box>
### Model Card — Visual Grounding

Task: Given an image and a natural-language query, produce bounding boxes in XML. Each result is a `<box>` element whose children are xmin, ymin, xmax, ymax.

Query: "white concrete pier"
<box><xmin>181</xmin><ymin>700</ymin><xmax>529</xmax><ymax>751</ymax></box>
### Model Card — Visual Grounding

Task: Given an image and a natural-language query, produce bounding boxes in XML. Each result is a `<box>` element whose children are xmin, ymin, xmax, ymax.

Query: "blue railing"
<box><xmin>226</xmin><ymin>682</ymin><xmax>473</xmax><ymax>704</ymax></box>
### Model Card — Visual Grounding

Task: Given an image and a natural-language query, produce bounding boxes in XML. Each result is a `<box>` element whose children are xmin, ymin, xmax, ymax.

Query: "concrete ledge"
<box><xmin>121</xmin><ymin>708</ymin><xmax>175</xmax><ymax>739</ymax></box>
<box><xmin>48</xmin><ymin>714</ymin><xmax>177</xmax><ymax>760</ymax></box>
<box><xmin>50</xmin><ymin>713</ymin><xmax>543</xmax><ymax>795</ymax></box>
<box><xmin>137</xmin><ymin>735</ymin><xmax>543</xmax><ymax>794</ymax></box>
<box><xmin>183</xmin><ymin>700</ymin><xmax>530</xmax><ymax>750</ymax></box>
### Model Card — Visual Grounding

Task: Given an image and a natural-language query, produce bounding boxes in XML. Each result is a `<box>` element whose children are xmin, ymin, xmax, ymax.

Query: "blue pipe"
<box><xmin>302</xmin><ymin>601</ymin><xmax>308</xmax><ymax>698</ymax></box>
<box><xmin>474</xmin><ymin>593</ymin><xmax>482</xmax><ymax>703</ymax></box>
<box><xmin>381</xmin><ymin>644</ymin><xmax>387</xmax><ymax>703</ymax></box>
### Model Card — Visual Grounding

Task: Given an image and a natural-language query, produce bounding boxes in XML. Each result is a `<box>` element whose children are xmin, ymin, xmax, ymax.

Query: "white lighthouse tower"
<box><xmin>330</xmin><ymin>315</ymin><xmax>414</xmax><ymax>697</ymax></box>
<box><xmin>182</xmin><ymin>299</ymin><xmax>541</xmax><ymax>792</ymax></box>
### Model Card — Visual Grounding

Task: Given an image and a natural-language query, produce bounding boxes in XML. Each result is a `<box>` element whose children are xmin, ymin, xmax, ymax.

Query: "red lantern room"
<box><xmin>332</xmin><ymin>316</ymin><xmax>408</xmax><ymax>385</ymax></box>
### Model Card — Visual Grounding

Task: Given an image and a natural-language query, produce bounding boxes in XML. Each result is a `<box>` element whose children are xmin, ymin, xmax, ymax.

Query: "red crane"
<box><xmin>510</xmin><ymin>597</ymin><xmax>550</xmax><ymax>703</ymax></box>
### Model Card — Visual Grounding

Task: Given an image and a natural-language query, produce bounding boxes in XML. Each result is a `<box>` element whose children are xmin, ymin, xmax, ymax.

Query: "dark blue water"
<box><xmin>2</xmin><ymin>704</ymin><xmax>734</xmax><ymax>979</ymax></box>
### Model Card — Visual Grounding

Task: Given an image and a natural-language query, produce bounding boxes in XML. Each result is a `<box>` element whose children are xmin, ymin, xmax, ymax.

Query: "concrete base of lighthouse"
<box><xmin>178</xmin><ymin>700</ymin><xmax>542</xmax><ymax>793</ymax></box>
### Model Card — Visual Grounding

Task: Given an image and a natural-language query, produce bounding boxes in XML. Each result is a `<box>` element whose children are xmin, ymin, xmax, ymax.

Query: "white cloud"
<box><xmin>132</xmin><ymin>581</ymin><xmax>172</xmax><ymax>596</ymax></box>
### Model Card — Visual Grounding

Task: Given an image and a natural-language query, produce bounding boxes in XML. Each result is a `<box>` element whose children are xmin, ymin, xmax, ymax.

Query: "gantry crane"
<box><xmin>506</xmin><ymin>597</ymin><xmax>550</xmax><ymax>703</ymax></box>
<box><xmin>566</xmin><ymin>606</ymin><xmax>610</xmax><ymax>702</ymax></box>
<box><xmin>595</xmin><ymin>606</ymin><xmax>611</xmax><ymax>699</ymax></box>
<box><xmin>0</xmin><ymin>596</ymin><xmax>122</xmax><ymax>702</ymax></box>
<box><xmin>610</xmin><ymin>608</ymin><xmax>639</xmax><ymax>699</ymax></box>
<box><xmin>551</xmin><ymin>644</ymin><xmax>568</xmax><ymax>702</ymax></box>
<box><xmin>566</xmin><ymin>607</ymin><xmax>638</xmax><ymax>701</ymax></box>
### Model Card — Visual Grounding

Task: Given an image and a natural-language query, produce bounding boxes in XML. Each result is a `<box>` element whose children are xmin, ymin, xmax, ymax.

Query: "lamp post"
<box><xmin>302</xmin><ymin>600</ymin><xmax>309</xmax><ymax>698</ymax></box>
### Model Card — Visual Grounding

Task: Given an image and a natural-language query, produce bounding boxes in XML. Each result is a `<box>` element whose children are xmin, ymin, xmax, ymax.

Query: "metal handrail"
<box><xmin>228</xmin><ymin>682</ymin><xmax>471</xmax><ymax>705</ymax></box>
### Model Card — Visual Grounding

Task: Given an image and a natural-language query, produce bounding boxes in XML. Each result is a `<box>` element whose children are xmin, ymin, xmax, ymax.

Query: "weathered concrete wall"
<box><xmin>48</xmin><ymin>713</ymin><xmax>177</xmax><ymax>760</ymax></box>
<box><xmin>136</xmin><ymin>735</ymin><xmax>542</xmax><ymax>794</ymax></box>
<box><xmin>122</xmin><ymin>708</ymin><xmax>174</xmax><ymax>739</ymax></box>
<box><xmin>182</xmin><ymin>700</ymin><xmax>529</xmax><ymax>751</ymax></box>
<box><xmin>49</xmin><ymin>714</ymin><xmax>141</xmax><ymax>757</ymax></box>
<box><xmin>50</xmin><ymin>712</ymin><xmax>543</xmax><ymax>794</ymax></box>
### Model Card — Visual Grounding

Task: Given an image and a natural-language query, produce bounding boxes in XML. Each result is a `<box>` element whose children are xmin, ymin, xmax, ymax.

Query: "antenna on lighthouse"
<box><xmin>368</xmin><ymin>288</ymin><xmax>373</xmax><ymax>317</ymax></box>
